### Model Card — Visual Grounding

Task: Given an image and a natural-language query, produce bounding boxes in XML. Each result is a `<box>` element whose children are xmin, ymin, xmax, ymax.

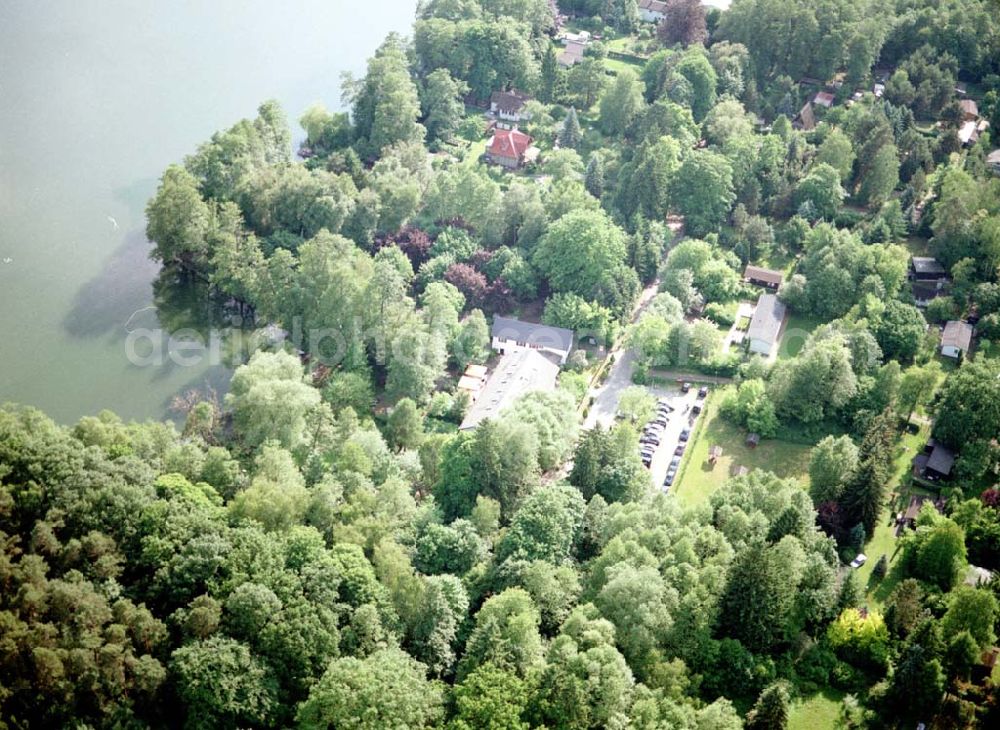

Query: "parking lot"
<box><xmin>639</xmin><ymin>384</ymin><xmax>707</xmax><ymax>493</ymax></box>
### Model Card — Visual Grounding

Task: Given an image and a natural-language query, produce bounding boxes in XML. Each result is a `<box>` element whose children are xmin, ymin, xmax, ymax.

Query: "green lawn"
<box><xmin>779</xmin><ymin>314</ymin><xmax>824</xmax><ymax>359</ymax></box>
<box><xmin>674</xmin><ymin>393</ymin><xmax>813</xmax><ymax>506</ymax></box>
<box><xmin>604</xmin><ymin>56</ymin><xmax>644</xmax><ymax>75</ymax></box>
<box><xmin>860</xmin><ymin>425</ymin><xmax>930</xmax><ymax>608</ymax></box>
<box><xmin>787</xmin><ymin>689</ymin><xmax>844</xmax><ymax>730</ymax></box>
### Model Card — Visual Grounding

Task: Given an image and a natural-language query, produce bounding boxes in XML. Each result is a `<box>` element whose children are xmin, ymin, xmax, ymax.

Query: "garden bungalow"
<box><xmin>940</xmin><ymin>320</ymin><xmax>973</xmax><ymax>359</ymax></box>
<box><xmin>747</xmin><ymin>293</ymin><xmax>787</xmax><ymax>356</ymax></box>
<box><xmin>743</xmin><ymin>265</ymin><xmax>783</xmax><ymax>290</ymax></box>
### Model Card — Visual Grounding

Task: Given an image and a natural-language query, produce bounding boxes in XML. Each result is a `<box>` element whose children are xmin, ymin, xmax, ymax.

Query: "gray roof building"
<box><xmin>926</xmin><ymin>443</ymin><xmax>956</xmax><ymax>477</ymax></box>
<box><xmin>911</xmin><ymin>256</ymin><xmax>947</xmax><ymax>279</ymax></box>
<box><xmin>459</xmin><ymin>349</ymin><xmax>561</xmax><ymax>430</ymax></box>
<box><xmin>492</xmin><ymin>316</ymin><xmax>574</xmax><ymax>356</ymax></box>
<box><xmin>747</xmin><ymin>294</ymin><xmax>787</xmax><ymax>356</ymax></box>
<box><xmin>941</xmin><ymin>320</ymin><xmax>973</xmax><ymax>356</ymax></box>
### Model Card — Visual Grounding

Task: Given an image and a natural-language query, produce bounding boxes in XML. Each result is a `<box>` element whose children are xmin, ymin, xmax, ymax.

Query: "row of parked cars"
<box><xmin>639</xmin><ymin>384</ymin><xmax>710</xmax><ymax>493</ymax></box>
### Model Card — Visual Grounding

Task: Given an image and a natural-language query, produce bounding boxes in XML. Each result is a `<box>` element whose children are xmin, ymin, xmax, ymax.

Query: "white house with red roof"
<box><xmin>485</xmin><ymin>128</ymin><xmax>538</xmax><ymax>169</ymax></box>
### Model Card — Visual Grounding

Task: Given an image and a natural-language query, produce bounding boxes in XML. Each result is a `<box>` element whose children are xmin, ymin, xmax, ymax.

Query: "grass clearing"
<box><xmin>861</xmin><ymin>424</ymin><xmax>930</xmax><ymax>607</ymax></box>
<box><xmin>779</xmin><ymin>313</ymin><xmax>824</xmax><ymax>359</ymax></box>
<box><xmin>673</xmin><ymin>393</ymin><xmax>813</xmax><ymax>506</ymax></box>
<box><xmin>788</xmin><ymin>688</ymin><xmax>844</xmax><ymax>730</ymax></box>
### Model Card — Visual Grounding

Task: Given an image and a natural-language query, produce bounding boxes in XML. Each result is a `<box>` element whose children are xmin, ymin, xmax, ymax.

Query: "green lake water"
<box><xmin>0</xmin><ymin>0</ymin><xmax>415</xmax><ymax>423</ymax></box>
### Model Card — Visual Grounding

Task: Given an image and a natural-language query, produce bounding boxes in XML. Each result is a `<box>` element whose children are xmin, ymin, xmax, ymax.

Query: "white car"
<box><xmin>849</xmin><ymin>553</ymin><xmax>867</xmax><ymax>569</ymax></box>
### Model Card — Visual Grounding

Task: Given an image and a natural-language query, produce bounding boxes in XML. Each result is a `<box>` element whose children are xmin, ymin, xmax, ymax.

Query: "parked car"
<box><xmin>663</xmin><ymin>473</ymin><xmax>675</xmax><ymax>487</ymax></box>
<box><xmin>640</xmin><ymin>436</ymin><xmax>660</xmax><ymax>446</ymax></box>
<box><xmin>698</xmin><ymin>386</ymin><xmax>709</xmax><ymax>398</ymax></box>
<box><xmin>651</xmin><ymin>418</ymin><xmax>668</xmax><ymax>428</ymax></box>
<box><xmin>679</xmin><ymin>428</ymin><xmax>691</xmax><ymax>442</ymax></box>
<box><xmin>641</xmin><ymin>455</ymin><xmax>652</xmax><ymax>467</ymax></box>
<box><xmin>691</xmin><ymin>404</ymin><xmax>702</xmax><ymax>415</ymax></box>
<box><xmin>657</xmin><ymin>399</ymin><xmax>674</xmax><ymax>412</ymax></box>
<box><xmin>681</xmin><ymin>382</ymin><xmax>692</xmax><ymax>393</ymax></box>
<box><xmin>670</xmin><ymin>457</ymin><xmax>681</xmax><ymax>469</ymax></box>
<box><xmin>674</xmin><ymin>444</ymin><xmax>686</xmax><ymax>456</ymax></box>
<box><xmin>849</xmin><ymin>553</ymin><xmax>868</xmax><ymax>569</ymax></box>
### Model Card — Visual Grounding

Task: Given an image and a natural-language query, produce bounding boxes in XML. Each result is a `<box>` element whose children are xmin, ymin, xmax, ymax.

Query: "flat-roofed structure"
<box><xmin>747</xmin><ymin>293</ymin><xmax>787</xmax><ymax>356</ymax></box>
<box><xmin>459</xmin><ymin>349</ymin><xmax>560</xmax><ymax>430</ymax></box>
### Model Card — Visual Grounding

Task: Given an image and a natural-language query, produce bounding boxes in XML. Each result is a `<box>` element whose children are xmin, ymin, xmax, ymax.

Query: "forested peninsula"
<box><xmin>4</xmin><ymin>1</ymin><xmax>1000</xmax><ymax>728</ymax></box>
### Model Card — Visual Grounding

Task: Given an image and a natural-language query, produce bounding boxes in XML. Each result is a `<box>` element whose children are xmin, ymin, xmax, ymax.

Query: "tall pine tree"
<box><xmin>559</xmin><ymin>107</ymin><xmax>582</xmax><ymax>149</ymax></box>
<box><xmin>842</xmin><ymin>408</ymin><xmax>895</xmax><ymax>537</ymax></box>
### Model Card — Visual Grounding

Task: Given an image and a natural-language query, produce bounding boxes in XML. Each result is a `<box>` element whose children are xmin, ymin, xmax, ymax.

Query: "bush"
<box><xmin>703</xmin><ymin>301</ymin><xmax>736</xmax><ymax>327</ymax></box>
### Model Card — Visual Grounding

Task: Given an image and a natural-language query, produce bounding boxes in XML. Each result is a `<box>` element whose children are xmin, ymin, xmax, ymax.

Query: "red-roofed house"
<box><xmin>485</xmin><ymin>128</ymin><xmax>538</xmax><ymax>169</ymax></box>
<box><xmin>814</xmin><ymin>91</ymin><xmax>836</xmax><ymax>108</ymax></box>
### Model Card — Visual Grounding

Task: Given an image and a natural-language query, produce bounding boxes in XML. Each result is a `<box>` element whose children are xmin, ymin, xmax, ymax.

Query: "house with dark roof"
<box><xmin>485</xmin><ymin>128</ymin><xmax>538</xmax><ymax>169</ymax></box>
<box><xmin>941</xmin><ymin>320</ymin><xmax>973</xmax><ymax>358</ymax></box>
<box><xmin>743</xmin><ymin>265</ymin><xmax>783</xmax><ymax>289</ymax></box>
<box><xmin>490</xmin><ymin>89</ymin><xmax>532</xmax><ymax>124</ymax></box>
<box><xmin>491</xmin><ymin>316</ymin><xmax>574</xmax><ymax>364</ymax></box>
<box><xmin>911</xmin><ymin>256</ymin><xmax>948</xmax><ymax>280</ymax></box>
<box><xmin>459</xmin><ymin>348</ymin><xmax>560</xmax><ymax>430</ymax></box>
<box><xmin>747</xmin><ymin>293</ymin><xmax>787</xmax><ymax>356</ymax></box>
<box><xmin>914</xmin><ymin>438</ymin><xmax>957</xmax><ymax>481</ymax></box>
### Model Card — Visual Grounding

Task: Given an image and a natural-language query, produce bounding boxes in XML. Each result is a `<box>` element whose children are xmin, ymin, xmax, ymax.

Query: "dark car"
<box><xmin>657</xmin><ymin>399</ymin><xmax>675</xmax><ymax>412</ymax></box>
<box><xmin>681</xmin><ymin>382</ymin><xmax>692</xmax><ymax>393</ymax></box>
<box><xmin>663</xmin><ymin>473</ymin><xmax>675</xmax><ymax>488</ymax></box>
<box><xmin>698</xmin><ymin>385</ymin><xmax>709</xmax><ymax>398</ymax></box>
<box><xmin>640</xmin><ymin>436</ymin><xmax>660</xmax><ymax>446</ymax></box>
<box><xmin>641</xmin><ymin>455</ymin><xmax>652</xmax><ymax>468</ymax></box>
<box><xmin>651</xmin><ymin>418</ymin><xmax>668</xmax><ymax>428</ymax></box>
<box><xmin>674</xmin><ymin>444</ymin><xmax>686</xmax><ymax>456</ymax></box>
<box><xmin>679</xmin><ymin>428</ymin><xmax>691</xmax><ymax>442</ymax></box>
<box><xmin>691</xmin><ymin>404</ymin><xmax>702</xmax><ymax>415</ymax></box>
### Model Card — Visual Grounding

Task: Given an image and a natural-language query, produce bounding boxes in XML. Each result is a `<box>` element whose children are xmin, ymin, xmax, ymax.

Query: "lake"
<box><xmin>0</xmin><ymin>0</ymin><xmax>416</xmax><ymax>423</ymax></box>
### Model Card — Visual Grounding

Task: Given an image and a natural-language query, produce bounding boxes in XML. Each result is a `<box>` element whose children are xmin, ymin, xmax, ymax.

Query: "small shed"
<box><xmin>734</xmin><ymin>465</ymin><xmax>749</xmax><ymax>476</ymax></box>
<box><xmin>746</xmin><ymin>433</ymin><xmax>760</xmax><ymax>448</ymax></box>
<box><xmin>708</xmin><ymin>445</ymin><xmax>723</xmax><ymax>464</ymax></box>
<box><xmin>941</xmin><ymin>320</ymin><xmax>973</xmax><ymax>359</ymax></box>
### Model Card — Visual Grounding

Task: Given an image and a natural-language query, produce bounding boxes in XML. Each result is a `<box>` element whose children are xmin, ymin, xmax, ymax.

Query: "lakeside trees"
<box><xmin>16</xmin><ymin>0</ymin><xmax>1000</xmax><ymax>725</ymax></box>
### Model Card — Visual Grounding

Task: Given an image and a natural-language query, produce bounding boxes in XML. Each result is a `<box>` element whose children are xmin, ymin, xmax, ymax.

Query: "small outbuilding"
<box><xmin>746</xmin><ymin>433</ymin><xmax>760</xmax><ymax>448</ymax></box>
<box><xmin>743</xmin><ymin>265</ymin><xmax>783</xmax><ymax>289</ymax></box>
<box><xmin>940</xmin><ymin>320</ymin><xmax>973</xmax><ymax>359</ymax></box>
<box><xmin>988</xmin><ymin>149</ymin><xmax>1000</xmax><ymax>176</ymax></box>
<box><xmin>708</xmin><ymin>445</ymin><xmax>723</xmax><ymax>464</ymax></box>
